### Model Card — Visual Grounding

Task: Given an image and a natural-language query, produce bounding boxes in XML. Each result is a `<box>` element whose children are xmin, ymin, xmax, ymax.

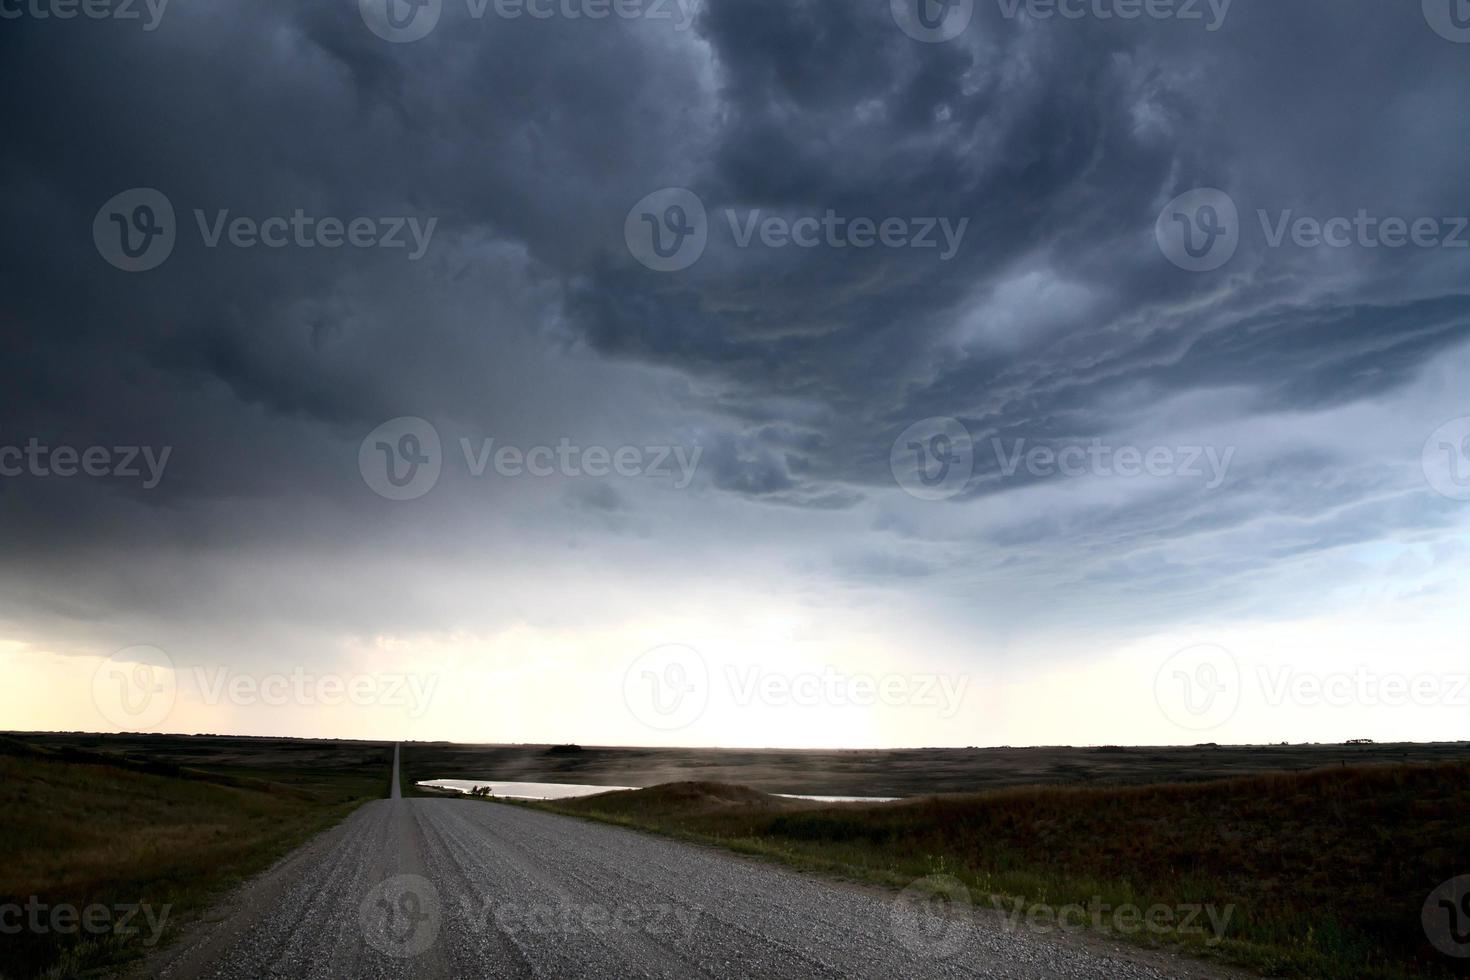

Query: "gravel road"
<box><xmin>148</xmin><ymin>745</ymin><xmax>1238</xmax><ymax>980</ymax></box>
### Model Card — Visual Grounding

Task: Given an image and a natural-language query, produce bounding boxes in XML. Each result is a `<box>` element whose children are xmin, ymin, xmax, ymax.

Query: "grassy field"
<box><xmin>525</xmin><ymin>761</ymin><xmax>1470</xmax><ymax>980</ymax></box>
<box><xmin>0</xmin><ymin>734</ymin><xmax>389</xmax><ymax>980</ymax></box>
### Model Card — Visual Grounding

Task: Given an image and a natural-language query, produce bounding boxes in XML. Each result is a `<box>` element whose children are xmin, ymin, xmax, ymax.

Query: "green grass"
<box><xmin>525</xmin><ymin>762</ymin><xmax>1470</xmax><ymax>980</ymax></box>
<box><xmin>0</xmin><ymin>736</ymin><xmax>388</xmax><ymax>980</ymax></box>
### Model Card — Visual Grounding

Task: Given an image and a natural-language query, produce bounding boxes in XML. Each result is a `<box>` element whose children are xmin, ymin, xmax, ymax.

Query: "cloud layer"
<box><xmin>2</xmin><ymin>0</ymin><xmax>1469</xmax><ymax>743</ymax></box>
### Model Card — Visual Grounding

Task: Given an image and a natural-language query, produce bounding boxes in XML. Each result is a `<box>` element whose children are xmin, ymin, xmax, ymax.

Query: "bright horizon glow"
<box><xmin>7</xmin><ymin>586</ymin><xmax>1470</xmax><ymax>748</ymax></box>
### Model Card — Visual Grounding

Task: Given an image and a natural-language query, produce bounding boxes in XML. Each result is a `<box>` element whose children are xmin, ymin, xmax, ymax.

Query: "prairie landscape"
<box><xmin>6</xmin><ymin>1</ymin><xmax>1470</xmax><ymax>977</ymax></box>
<box><xmin>6</xmin><ymin>731</ymin><xmax>1469</xmax><ymax>979</ymax></box>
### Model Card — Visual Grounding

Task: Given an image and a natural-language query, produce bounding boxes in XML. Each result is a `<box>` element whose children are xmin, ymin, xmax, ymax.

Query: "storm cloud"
<box><xmin>2</xmin><ymin>0</ymin><xmax>1468</xmax><ymax>743</ymax></box>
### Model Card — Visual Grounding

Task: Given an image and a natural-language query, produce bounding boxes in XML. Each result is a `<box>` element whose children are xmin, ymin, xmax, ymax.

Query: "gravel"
<box><xmin>147</xmin><ymin>745</ymin><xmax>1236</xmax><ymax>980</ymax></box>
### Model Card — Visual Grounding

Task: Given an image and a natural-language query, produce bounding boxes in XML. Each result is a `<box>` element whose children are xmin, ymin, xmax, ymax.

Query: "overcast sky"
<box><xmin>3</xmin><ymin>0</ymin><xmax>1469</xmax><ymax>748</ymax></box>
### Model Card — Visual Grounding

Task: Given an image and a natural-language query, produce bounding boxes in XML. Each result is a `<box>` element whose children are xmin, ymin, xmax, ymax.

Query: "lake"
<box><xmin>416</xmin><ymin>779</ymin><xmax>896</xmax><ymax>803</ymax></box>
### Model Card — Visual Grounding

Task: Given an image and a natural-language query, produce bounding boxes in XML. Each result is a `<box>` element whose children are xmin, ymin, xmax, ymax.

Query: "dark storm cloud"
<box><xmin>550</xmin><ymin>1</ymin><xmax>1470</xmax><ymax>549</ymax></box>
<box><xmin>0</xmin><ymin>0</ymin><xmax>1467</xmax><ymax>647</ymax></box>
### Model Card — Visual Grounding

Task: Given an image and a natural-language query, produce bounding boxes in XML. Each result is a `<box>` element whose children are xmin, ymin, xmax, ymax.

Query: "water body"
<box><xmin>418</xmin><ymin>779</ymin><xmax>639</xmax><ymax>800</ymax></box>
<box><xmin>417</xmin><ymin>779</ymin><xmax>897</xmax><ymax>803</ymax></box>
<box><xmin>773</xmin><ymin>794</ymin><xmax>898</xmax><ymax>803</ymax></box>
